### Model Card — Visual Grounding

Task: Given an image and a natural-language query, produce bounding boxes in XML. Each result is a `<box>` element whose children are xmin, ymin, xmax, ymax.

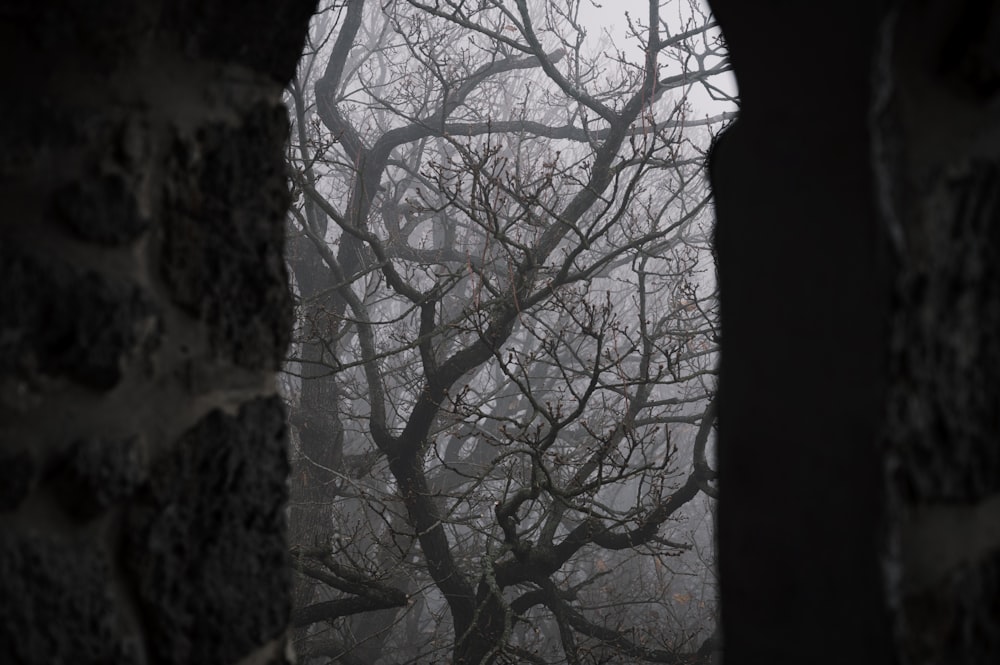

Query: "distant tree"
<box><xmin>282</xmin><ymin>1</ymin><xmax>733</xmax><ymax>662</ymax></box>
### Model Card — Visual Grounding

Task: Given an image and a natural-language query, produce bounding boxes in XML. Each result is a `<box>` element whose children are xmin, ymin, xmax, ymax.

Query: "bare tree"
<box><xmin>282</xmin><ymin>1</ymin><xmax>732</xmax><ymax>662</ymax></box>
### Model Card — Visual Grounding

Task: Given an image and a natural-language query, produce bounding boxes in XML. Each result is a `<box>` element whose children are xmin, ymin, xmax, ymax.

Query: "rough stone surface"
<box><xmin>886</xmin><ymin>163</ymin><xmax>1000</xmax><ymax>503</ymax></box>
<box><xmin>0</xmin><ymin>0</ymin><xmax>351</xmax><ymax>663</ymax></box>
<box><xmin>0</xmin><ymin>249</ymin><xmax>161</xmax><ymax>391</ymax></box>
<box><xmin>51</xmin><ymin>173</ymin><xmax>149</xmax><ymax>245</ymax></box>
<box><xmin>45</xmin><ymin>113</ymin><xmax>155</xmax><ymax>246</ymax></box>
<box><xmin>55</xmin><ymin>436</ymin><xmax>149</xmax><ymax>519</ymax></box>
<box><xmin>31</xmin><ymin>2</ymin><xmax>156</xmax><ymax>68</ymax></box>
<box><xmin>876</xmin><ymin>5</ymin><xmax>1000</xmax><ymax>661</ymax></box>
<box><xmin>901</xmin><ymin>552</ymin><xmax>1000</xmax><ymax>665</ymax></box>
<box><xmin>0</xmin><ymin>448</ymin><xmax>36</xmax><ymax>512</ymax></box>
<box><xmin>160</xmin><ymin>1</ymin><xmax>317</xmax><ymax>82</ymax></box>
<box><xmin>160</xmin><ymin>102</ymin><xmax>294</xmax><ymax>371</ymax></box>
<box><xmin>125</xmin><ymin>397</ymin><xmax>291</xmax><ymax>664</ymax></box>
<box><xmin>0</xmin><ymin>532</ymin><xmax>137</xmax><ymax>665</ymax></box>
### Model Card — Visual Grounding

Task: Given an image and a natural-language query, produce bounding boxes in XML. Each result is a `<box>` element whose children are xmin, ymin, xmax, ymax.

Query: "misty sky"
<box><xmin>576</xmin><ymin>0</ymin><xmax>737</xmax><ymax>114</ymax></box>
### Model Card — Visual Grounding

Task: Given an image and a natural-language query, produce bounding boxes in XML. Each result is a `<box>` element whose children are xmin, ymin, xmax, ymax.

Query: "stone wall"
<box><xmin>707</xmin><ymin>4</ymin><xmax>892</xmax><ymax>663</ymax></box>
<box><xmin>0</xmin><ymin>3</ymin><xmax>315</xmax><ymax>663</ymax></box>
<box><xmin>878</xmin><ymin>3</ymin><xmax>1000</xmax><ymax>663</ymax></box>
<box><xmin>708</xmin><ymin>1</ymin><xmax>1000</xmax><ymax>663</ymax></box>
<box><xmin>4</xmin><ymin>2</ymin><xmax>996</xmax><ymax>663</ymax></box>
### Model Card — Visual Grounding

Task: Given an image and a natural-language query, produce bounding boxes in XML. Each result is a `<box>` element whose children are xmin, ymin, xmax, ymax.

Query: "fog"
<box><xmin>281</xmin><ymin>1</ymin><xmax>732</xmax><ymax>662</ymax></box>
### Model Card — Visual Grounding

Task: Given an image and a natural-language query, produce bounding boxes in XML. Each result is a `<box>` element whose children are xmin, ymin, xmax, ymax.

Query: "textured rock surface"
<box><xmin>0</xmin><ymin>448</ymin><xmax>36</xmax><ymax>512</ymax></box>
<box><xmin>160</xmin><ymin>102</ymin><xmax>294</xmax><ymax>372</ymax></box>
<box><xmin>0</xmin><ymin>1</ymin><xmax>315</xmax><ymax>663</ymax></box>
<box><xmin>878</xmin><ymin>4</ymin><xmax>1000</xmax><ymax>662</ymax></box>
<box><xmin>0</xmin><ymin>250</ymin><xmax>160</xmax><ymax>392</ymax></box>
<box><xmin>51</xmin><ymin>173</ymin><xmax>150</xmax><ymax>246</ymax></box>
<box><xmin>126</xmin><ymin>398</ymin><xmax>290</xmax><ymax>664</ymax></box>
<box><xmin>160</xmin><ymin>1</ymin><xmax>317</xmax><ymax>83</ymax></box>
<box><xmin>0</xmin><ymin>532</ymin><xmax>137</xmax><ymax>665</ymax></box>
<box><xmin>56</xmin><ymin>436</ymin><xmax>148</xmax><ymax>519</ymax></box>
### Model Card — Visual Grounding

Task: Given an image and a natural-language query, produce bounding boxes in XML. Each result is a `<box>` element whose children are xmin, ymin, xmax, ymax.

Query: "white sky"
<box><xmin>574</xmin><ymin>0</ymin><xmax>738</xmax><ymax>115</ymax></box>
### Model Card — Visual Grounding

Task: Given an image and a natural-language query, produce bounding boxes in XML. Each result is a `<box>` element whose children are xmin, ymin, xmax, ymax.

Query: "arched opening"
<box><xmin>279</xmin><ymin>1</ymin><xmax>734</xmax><ymax>662</ymax></box>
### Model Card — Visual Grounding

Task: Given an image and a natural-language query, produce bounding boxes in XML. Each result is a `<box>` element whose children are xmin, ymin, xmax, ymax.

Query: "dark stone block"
<box><xmin>3</xmin><ymin>2</ymin><xmax>156</xmax><ymax>74</ymax></box>
<box><xmin>159</xmin><ymin>1</ymin><xmax>318</xmax><ymax>83</ymax></box>
<box><xmin>0</xmin><ymin>532</ymin><xmax>137</xmax><ymax>664</ymax></box>
<box><xmin>886</xmin><ymin>163</ymin><xmax>1000</xmax><ymax>503</ymax></box>
<box><xmin>159</xmin><ymin>102</ymin><xmax>293</xmax><ymax>372</ymax></box>
<box><xmin>51</xmin><ymin>173</ymin><xmax>148</xmax><ymax>246</ymax></box>
<box><xmin>901</xmin><ymin>551</ymin><xmax>1000</xmax><ymax>664</ymax></box>
<box><xmin>0</xmin><ymin>449</ymin><xmax>36</xmax><ymax>512</ymax></box>
<box><xmin>0</xmin><ymin>249</ymin><xmax>161</xmax><ymax>391</ymax></box>
<box><xmin>124</xmin><ymin>396</ymin><xmax>291</xmax><ymax>664</ymax></box>
<box><xmin>707</xmin><ymin>4</ymin><xmax>894</xmax><ymax>663</ymax></box>
<box><xmin>55</xmin><ymin>436</ymin><xmax>148</xmax><ymax>519</ymax></box>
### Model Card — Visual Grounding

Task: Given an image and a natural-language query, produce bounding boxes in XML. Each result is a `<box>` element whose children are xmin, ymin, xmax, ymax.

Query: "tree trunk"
<box><xmin>454</xmin><ymin>583</ymin><xmax>507</xmax><ymax>665</ymax></box>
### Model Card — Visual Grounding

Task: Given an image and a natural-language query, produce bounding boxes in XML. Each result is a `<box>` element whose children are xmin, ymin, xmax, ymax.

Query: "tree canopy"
<box><xmin>282</xmin><ymin>1</ymin><xmax>732</xmax><ymax>662</ymax></box>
